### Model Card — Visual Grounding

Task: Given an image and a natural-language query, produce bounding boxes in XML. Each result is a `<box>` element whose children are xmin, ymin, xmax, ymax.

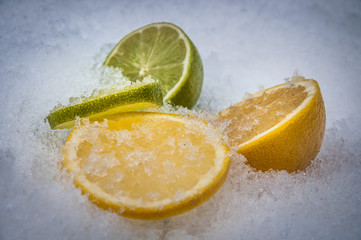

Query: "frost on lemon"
<box><xmin>62</xmin><ymin>112</ymin><xmax>230</xmax><ymax>220</ymax></box>
<box><xmin>218</xmin><ymin>75</ymin><xmax>326</xmax><ymax>172</ymax></box>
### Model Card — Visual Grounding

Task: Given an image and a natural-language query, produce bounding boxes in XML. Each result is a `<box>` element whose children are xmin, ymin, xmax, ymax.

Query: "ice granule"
<box><xmin>258</xmin><ymin>85</ymin><xmax>265</xmax><ymax>92</ymax></box>
<box><xmin>146</xmin><ymin>192</ymin><xmax>160</xmax><ymax>201</ymax></box>
<box><xmin>114</xmin><ymin>172</ymin><xmax>124</xmax><ymax>183</ymax></box>
<box><xmin>242</xmin><ymin>92</ymin><xmax>253</xmax><ymax>101</ymax></box>
<box><xmin>158</xmin><ymin>103</ymin><xmax>193</xmax><ymax>115</ymax></box>
<box><xmin>173</xmin><ymin>189</ymin><xmax>186</xmax><ymax>202</ymax></box>
<box><xmin>167</xmin><ymin>136</ymin><xmax>175</xmax><ymax>147</ymax></box>
<box><xmin>115</xmin><ymin>130</ymin><xmax>133</xmax><ymax>146</ymax></box>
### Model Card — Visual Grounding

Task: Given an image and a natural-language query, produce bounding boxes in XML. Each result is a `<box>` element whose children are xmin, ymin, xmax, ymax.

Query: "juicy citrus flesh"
<box><xmin>105</xmin><ymin>24</ymin><xmax>186</xmax><ymax>92</ymax></box>
<box><xmin>221</xmin><ymin>85</ymin><xmax>308</xmax><ymax>147</ymax></box>
<box><xmin>46</xmin><ymin>81</ymin><xmax>163</xmax><ymax>129</ymax></box>
<box><xmin>63</xmin><ymin>112</ymin><xmax>230</xmax><ymax>220</ymax></box>
<box><xmin>104</xmin><ymin>22</ymin><xmax>203</xmax><ymax>108</ymax></box>
<box><xmin>218</xmin><ymin>76</ymin><xmax>326</xmax><ymax>172</ymax></box>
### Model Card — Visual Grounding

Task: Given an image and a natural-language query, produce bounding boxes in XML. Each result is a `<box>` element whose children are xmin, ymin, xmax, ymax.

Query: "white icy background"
<box><xmin>1</xmin><ymin>0</ymin><xmax>361</xmax><ymax>239</ymax></box>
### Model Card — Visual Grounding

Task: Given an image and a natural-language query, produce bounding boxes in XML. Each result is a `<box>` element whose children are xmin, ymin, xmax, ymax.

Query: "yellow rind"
<box><xmin>236</xmin><ymin>79</ymin><xmax>326</xmax><ymax>172</ymax></box>
<box><xmin>72</xmin><ymin>151</ymin><xmax>229</xmax><ymax>220</ymax></box>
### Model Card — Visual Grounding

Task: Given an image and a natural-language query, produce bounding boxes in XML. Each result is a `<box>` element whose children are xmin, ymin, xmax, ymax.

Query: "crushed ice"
<box><xmin>1</xmin><ymin>0</ymin><xmax>361</xmax><ymax>239</ymax></box>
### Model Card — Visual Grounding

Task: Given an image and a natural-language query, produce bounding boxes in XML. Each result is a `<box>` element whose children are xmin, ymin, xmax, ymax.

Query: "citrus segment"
<box><xmin>218</xmin><ymin>76</ymin><xmax>326</xmax><ymax>172</ymax></box>
<box><xmin>104</xmin><ymin>22</ymin><xmax>203</xmax><ymax>108</ymax></box>
<box><xmin>62</xmin><ymin>112</ymin><xmax>230</xmax><ymax>220</ymax></box>
<box><xmin>46</xmin><ymin>80</ymin><xmax>163</xmax><ymax>129</ymax></box>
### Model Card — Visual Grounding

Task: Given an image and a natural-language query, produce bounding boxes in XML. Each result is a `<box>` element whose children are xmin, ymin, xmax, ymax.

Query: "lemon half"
<box><xmin>218</xmin><ymin>76</ymin><xmax>326</xmax><ymax>172</ymax></box>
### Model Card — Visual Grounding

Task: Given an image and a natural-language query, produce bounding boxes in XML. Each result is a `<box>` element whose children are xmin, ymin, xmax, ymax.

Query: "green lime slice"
<box><xmin>104</xmin><ymin>22</ymin><xmax>203</xmax><ymax>109</ymax></box>
<box><xmin>46</xmin><ymin>80</ymin><xmax>163</xmax><ymax>129</ymax></box>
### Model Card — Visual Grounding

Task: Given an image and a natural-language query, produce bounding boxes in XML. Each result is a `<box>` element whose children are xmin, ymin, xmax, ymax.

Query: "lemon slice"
<box><xmin>62</xmin><ymin>112</ymin><xmax>230</xmax><ymax>220</ymax></box>
<box><xmin>46</xmin><ymin>80</ymin><xmax>163</xmax><ymax>129</ymax></box>
<box><xmin>104</xmin><ymin>22</ymin><xmax>203</xmax><ymax>109</ymax></box>
<box><xmin>218</xmin><ymin>75</ymin><xmax>326</xmax><ymax>172</ymax></box>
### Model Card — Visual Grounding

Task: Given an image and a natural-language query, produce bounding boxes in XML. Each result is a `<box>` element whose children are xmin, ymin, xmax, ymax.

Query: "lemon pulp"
<box><xmin>63</xmin><ymin>112</ymin><xmax>230</xmax><ymax>220</ymax></box>
<box><xmin>218</xmin><ymin>76</ymin><xmax>326</xmax><ymax>172</ymax></box>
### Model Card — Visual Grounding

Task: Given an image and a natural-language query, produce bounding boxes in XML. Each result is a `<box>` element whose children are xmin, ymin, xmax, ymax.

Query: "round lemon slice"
<box><xmin>62</xmin><ymin>112</ymin><xmax>230</xmax><ymax>220</ymax></box>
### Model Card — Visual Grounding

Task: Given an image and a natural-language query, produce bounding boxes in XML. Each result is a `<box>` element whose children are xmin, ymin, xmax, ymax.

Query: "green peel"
<box><xmin>46</xmin><ymin>81</ymin><xmax>163</xmax><ymax>129</ymax></box>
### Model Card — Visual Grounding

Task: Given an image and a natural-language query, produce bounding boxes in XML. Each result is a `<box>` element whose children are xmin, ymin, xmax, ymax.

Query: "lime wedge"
<box><xmin>104</xmin><ymin>22</ymin><xmax>203</xmax><ymax>109</ymax></box>
<box><xmin>46</xmin><ymin>80</ymin><xmax>163</xmax><ymax>129</ymax></box>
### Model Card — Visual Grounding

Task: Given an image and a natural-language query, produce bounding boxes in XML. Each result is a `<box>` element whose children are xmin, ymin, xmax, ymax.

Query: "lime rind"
<box><xmin>46</xmin><ymin>80</ymin><xmax>163</xmax><ymax>129</ymax></box>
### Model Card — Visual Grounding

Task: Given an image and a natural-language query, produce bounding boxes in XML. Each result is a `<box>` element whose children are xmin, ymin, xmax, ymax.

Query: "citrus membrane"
<box><xmin>104</xmin><ymin>22</ymin><xmax>203</xmax><ymax>108</ymax></box>
<box><xmin>46</xmin><ymin>79</ymin><xmax>163</xmax><ymax>129</ymax></box>
<box><xmin>62</xmin><ymin>112</ymin><xmax>230</xmax><ymax>220</ymax></box>
<box><xmin>218</xmin><ymin>75</ymin><xmax>326</xmax><ymax>172</ymax></box>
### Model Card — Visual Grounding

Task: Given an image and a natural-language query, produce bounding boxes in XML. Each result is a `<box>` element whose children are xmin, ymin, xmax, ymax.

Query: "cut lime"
<box><xmin>104</xmin><ymin>22</ymin><xmax>203</xmax><ymax>109</ymax></box>
<box><xmin>46</xmin><ymin>80</ymin><xmax>163</xmax><ymax>129</ymax></box>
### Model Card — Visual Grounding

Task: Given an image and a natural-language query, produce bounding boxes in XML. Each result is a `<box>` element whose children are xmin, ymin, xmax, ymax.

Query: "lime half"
<box><xmin>104</xmin><ymin>22</ymin><xmax>203</xmax><ymax>109</ymax></box>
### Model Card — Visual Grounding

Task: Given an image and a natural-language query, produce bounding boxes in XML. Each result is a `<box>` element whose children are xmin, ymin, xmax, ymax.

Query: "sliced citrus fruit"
<box><xmin>46</xmin><ymin>80</ymin><xmax>163</xmax><ymax>129</ymax></box>
<box><xmin>104</xmin><ymin>22</ymin><xmax>203</xmax><ymax>109</ymax></box>
<box><xmin>217</xmin><ymin>75</ymin><xmax>326</xmax><ymax>172</ymax></box>
<box><xmin>62</xmin><ymin>112</ymin><xmax>230</xmax><ymax>220</ymax></box>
